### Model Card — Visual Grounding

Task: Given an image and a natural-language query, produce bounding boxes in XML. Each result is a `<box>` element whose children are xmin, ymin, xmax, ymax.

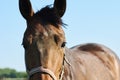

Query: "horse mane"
<box><xmin>34</xmin><ymin>6</ymin><xmax>64</xmax><ymax>28</ymax></box>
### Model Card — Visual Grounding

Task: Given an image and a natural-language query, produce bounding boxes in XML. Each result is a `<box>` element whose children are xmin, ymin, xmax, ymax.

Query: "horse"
<box><xmin>19</xmin><ymin>0</ymin><xmax>120</xmax><ymax>80</ymax></box>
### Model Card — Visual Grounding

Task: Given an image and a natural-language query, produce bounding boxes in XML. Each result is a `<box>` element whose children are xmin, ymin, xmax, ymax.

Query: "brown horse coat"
<box><xmin>63</xmin><ymin>43</ymin><xmax>120</xmax><ymax>80</ymax></box>
<box><xmin>19</xmin><ymin>0</ymin><xmax>120</xmax><ymax>80</ymax></box>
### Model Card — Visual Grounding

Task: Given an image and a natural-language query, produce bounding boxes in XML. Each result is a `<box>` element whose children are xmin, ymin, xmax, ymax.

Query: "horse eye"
<box><xmin>61</xmin><ymin>42</ymin><xmax>66</xmax><ymax>48</ymax></box>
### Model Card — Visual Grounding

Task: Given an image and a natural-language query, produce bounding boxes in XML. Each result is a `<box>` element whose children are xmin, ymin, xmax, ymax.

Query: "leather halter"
<box><xmin>27</xmin><ymin>66</ymin><xmax>57</xmax><ymax>80</ymax></box>
<box><xmin>27</xmin><ymin>65</ymin><xmax>64</xmax><ymax>80</ymax></box>
<box><xmin>27</xmin><ymin>54</ymin><xmax>66</xmax><ymax>80</ymax></box>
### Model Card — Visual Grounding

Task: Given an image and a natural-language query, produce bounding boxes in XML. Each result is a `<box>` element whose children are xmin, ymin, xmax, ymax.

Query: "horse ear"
<box><xmin>19</xmin><ymin>0</ymin><xmax>34</xmax><ymax>20</ymax></box>
<box><xmin>54</xmin><ymin>0</ymin><xmax>66</xmax><ymax>17</ymax></box>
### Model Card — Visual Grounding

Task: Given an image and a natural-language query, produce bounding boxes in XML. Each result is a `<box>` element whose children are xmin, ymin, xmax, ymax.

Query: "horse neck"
<box><xmin>62</xmin><ymin>48</ymin><xmax>73</xmax><ymax>80</ymax></box>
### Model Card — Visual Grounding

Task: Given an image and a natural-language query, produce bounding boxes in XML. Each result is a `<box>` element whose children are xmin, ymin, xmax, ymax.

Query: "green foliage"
<box><xmin>0</xmin><ymin>68</ymin><xmax>27</xmax><ymax>78</ymax></box>
<box><xmin>0</xmin><ymin>78</ymin><xmax>27</xmax><ymax>80</ymax></box>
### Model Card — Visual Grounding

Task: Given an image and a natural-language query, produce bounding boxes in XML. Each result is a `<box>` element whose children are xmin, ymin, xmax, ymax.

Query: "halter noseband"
<box><xmin>27</xmin><ymin>66</ymin><xmax>64</xmax><ymax>80</ymax></box>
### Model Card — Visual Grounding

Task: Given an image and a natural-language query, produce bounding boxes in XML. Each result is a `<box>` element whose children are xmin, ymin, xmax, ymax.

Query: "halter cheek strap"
<box><xmin>27</xmin><ymin>66</ymin><xmax>57</xmax><ymax>80</ymax></box>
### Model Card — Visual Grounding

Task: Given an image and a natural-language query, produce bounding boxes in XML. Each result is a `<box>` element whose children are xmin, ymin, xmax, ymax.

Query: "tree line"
<box><xmin>0</xmin><ymin>68</ymin><xmax>27</xmax><ymax>78</ymax></box>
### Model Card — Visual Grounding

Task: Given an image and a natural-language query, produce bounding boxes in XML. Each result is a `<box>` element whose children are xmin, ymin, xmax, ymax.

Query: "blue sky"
<box><xmin>0</xmin><ymin>0</ymin><xmax>120</xmax><ymax>71</ymax></box>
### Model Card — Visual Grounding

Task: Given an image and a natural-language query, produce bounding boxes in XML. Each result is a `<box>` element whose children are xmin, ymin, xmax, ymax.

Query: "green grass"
<box><xmin>0</xmin><ymin>78</ymin><xmax>27</xmax><ymax>80</ymax></box>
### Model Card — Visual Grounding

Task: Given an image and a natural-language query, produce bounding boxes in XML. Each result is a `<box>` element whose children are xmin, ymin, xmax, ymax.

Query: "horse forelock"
<box><xmin>33</xmin><ymin>6</ymin><xmax>64</xmax><ymax>28</ymax></box>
